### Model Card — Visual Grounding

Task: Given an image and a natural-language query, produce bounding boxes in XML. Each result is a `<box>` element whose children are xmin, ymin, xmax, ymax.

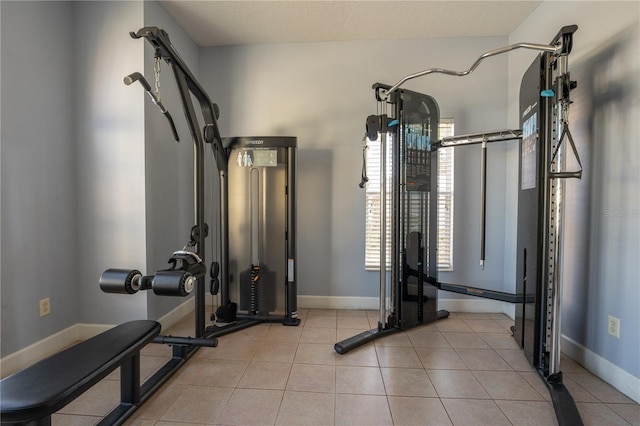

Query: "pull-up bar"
<box><xmin>376</xmin><ymin>26</ymin><xmax>576</xmax><ymax>270</ymax></box>
<box><xmin>438</xmin><ymin>129</ymin><xmax>524</xmax><ymax>268</ymax></box>
<box><xmin>382</xmin><ymin>42</ymin><xmax>562</xmax><ymax>100</ymax></box>
<box><xmin>437</xmin><ymin>129</ymin><xmax>523</xmax><ymax>148</ymax></box>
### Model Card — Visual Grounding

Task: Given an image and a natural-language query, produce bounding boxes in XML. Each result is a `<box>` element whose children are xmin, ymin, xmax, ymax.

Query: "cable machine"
<box><xmin>209</xmin><ymin>136</ymin><xmax>300</xmax><ymax>333</ymax></box>
<box><xmin>97</xmin><ymin>26</ymin><xmax>226</xmax><ymax>422</ymax></box>
<box><xmin>97</xmin><ymin>27</ymin><xmax>299</xmax><ymax>422</ymax></box>
<box><xmin>336</xmin><ymin>25</ymin><xmax>583</xmax><ymax>426</ymax></box>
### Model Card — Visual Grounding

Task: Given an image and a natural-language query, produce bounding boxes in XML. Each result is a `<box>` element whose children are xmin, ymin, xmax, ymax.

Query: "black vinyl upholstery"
<box><xmin>0</xmin><ymin>320</ymin><xmax>160</xmax><ymax>424</ymax></box>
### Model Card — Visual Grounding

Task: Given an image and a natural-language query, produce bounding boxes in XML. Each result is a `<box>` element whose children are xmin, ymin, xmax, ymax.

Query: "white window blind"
<box><xmin>364</xmin><ymin>131</ymin><xmax>393</xmax><ymax>270</ymax></box>
<box><xmin>365</xmin><ymin>119</ymin><xmax>454</xmax><ymax>270</ymax></box>
<box><xmin>437</xmin><ymin>119</ymin><xmax>455</xmax><ymax>270</ymax></box>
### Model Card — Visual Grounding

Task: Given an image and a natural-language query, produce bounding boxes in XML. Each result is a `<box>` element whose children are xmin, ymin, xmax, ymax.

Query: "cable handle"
<box><xmin>123</xmin><ymin>72</ymin><xmax>180</xmax><ymax>142</ymax></box>
<box><xmin>549</xmin><ymin>107</ymin><xmax>583</xmax><ymax>180</ymax></box>
<box><xmin>359</xmin><ymin>133</ymin><xmax>369</xmax><ymax>188</ymax></box>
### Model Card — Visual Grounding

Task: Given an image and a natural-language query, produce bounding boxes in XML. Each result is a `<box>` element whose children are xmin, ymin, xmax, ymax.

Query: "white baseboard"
<box><xmin>562</xmin><ymin>334</ymin><xmax>640</xmax><ymax>403</ymax></box>
<box><xmin>439</xmin><ymin>298</ymin><xmax>510</xmax><ymax>316</ymax></box>
<box><xmin>5</xmin><ymin>296</ymin><xmax>636</xmax><ymax>404</ymax></box>
<box><xmin>298</xmin><ymin>295</ymin><xmax>379</xmax><ymax>310</ymax></box>
<box><xmin>298</xmin><ymin>295</ymin><xmax>513</xmax><ymax>317</ymax></box>
<box><xmin>0</xmin><ymin>323</ymin><xmax>113</xmax><ymax>378</ymax></box>
<box><xmin>299</xmin><ymin>295</ymin><xmax>637</xmax><ymax>402</ymax></box>
<box><xmin>156</xmin><ymin>298</ymin><xmax>196</xmax><ymax>331</ymax></box>
<box><xmin>0</xmin><ymin>300</ymin><xmax>195</xmax><ymax>378</ymax></box>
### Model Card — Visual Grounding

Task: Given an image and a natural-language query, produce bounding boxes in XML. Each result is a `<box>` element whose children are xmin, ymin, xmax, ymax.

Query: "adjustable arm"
<box><xmin>124</xmin><ymin>72</ymin><xmax>180</xmax><ymax>142</ymax></box>
<box><xmin>128</xmin><ymin>27</ymin><xmax>230</xmax><ymax>338</ymax></box>
<box><xmin>131</xmin><ymin>27</ymin><xmax>227</xmax><ymax>172</ymax></box>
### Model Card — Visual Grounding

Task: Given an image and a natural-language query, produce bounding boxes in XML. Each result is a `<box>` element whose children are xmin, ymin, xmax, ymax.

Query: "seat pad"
<box><xmin>0</xmin><ymin>320</ymin><xmax>160</xmax><ymax>422</ymax></box>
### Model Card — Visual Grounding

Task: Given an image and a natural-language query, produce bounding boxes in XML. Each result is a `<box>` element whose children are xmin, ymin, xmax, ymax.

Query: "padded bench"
<box><xmin>0</xmin><ymin>320</ymin><xmax>161</xmax><ymax>426</ymax></box>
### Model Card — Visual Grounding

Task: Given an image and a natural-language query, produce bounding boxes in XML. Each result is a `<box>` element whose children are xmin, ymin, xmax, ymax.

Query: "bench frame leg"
<box><xmin>121</xmin><ymin>353</ymin><xmax>141</xmax><ymax>404</ymax></box>
<box><xmin>96</xmin><ymin>353</ymin><xmax>142</xmax><ymax>426</ymax></box>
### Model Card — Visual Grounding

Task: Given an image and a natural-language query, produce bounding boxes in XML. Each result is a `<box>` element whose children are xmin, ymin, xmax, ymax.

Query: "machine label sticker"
<box><xmin>405</xmin><ymin>125</ymin><xmax>431</xmax><ymax>192</ymax></box>
<box><xmin>288</xmin><ymin>259</ymin><xmax>294</xmax><ymax>282</ymax></box>
<box><xmin>236</xmin><ymin>150</ymin><xmax>253</xmax><ymax>167</ymax></box>
<box><xmin>235</xmin><ymin>149</ymin><xmax>278</xmax><ymax>167</ymax></box>
<box><xmin>521</xmin><ymin>113</ymin><xmax>537</xmax><ymax>190</ymax></box>
<box><xmin>522</xmin><ymin>101</ymin><xmax>537</xmax><ymax>118</ymax></box>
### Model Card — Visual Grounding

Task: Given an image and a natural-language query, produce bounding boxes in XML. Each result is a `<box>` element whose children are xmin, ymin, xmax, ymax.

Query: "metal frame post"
<box><xmin>379</xmin><ymin>129</ymin><xmax>388</xmax><ymax>329</ymax></box>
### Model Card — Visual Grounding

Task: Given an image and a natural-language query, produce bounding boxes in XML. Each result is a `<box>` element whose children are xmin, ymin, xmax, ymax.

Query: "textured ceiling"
<box><xmin>159</xmin><ymin>1</ymin><xmax>542</xmax><ymax>47</ymax></box>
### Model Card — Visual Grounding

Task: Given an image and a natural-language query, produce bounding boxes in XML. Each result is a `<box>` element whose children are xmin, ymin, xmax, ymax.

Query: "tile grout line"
<box><xmin>52</xmin><ymin>311</ymin><xmax>640</xmax><ymax>425</ymax></box>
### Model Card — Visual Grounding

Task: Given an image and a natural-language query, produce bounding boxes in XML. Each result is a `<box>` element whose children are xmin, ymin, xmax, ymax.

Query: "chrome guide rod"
<box><xmin>250</xmin><ymin>169</ymin><xmax>260</xmax><ymax>265</ymax></box>
<box><xmin>383</xmin><ymin>43</ymin><xmax>560</xmax><ymax>100</ymax></box>
<box><xmin>541</xmin><ymin>58</ymin><xmax>555</xmax><ymax>375</ymax></box>
<box><xmin>379</xmin><ymin>127</ymin><xmax>388</xmax><ymax>329</ymax></box>
<box><xmin>548</xmin><ymin>53</ymin><xmax>570</xmax><ymax>377</ymax></box>
<box><xmin>390</xmin><ymin>110</ymin><xmax>399</xmax><ymax>325</ymax></box>
<box><xmin>480</xmin><ymin>139</ymin><xmax>487</xmax><ymax>270</ymax></box>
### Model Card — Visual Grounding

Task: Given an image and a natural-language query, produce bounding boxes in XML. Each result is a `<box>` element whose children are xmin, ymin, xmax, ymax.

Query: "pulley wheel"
<box><xmin>210</xmin><ymin>261</ymin><xmax>220</xmax><ymax>279</ymax></box>
<box><xmin>210</xmin><ymin>277</ymin><xmax>220</xmax><ymax>295</ymax></box>
<box><xmin>152</xmin><ymin>271</ymin><xmax>195</xmax><ymax>297</ymax></box>
<box><xmin>99</xmin><ymin>269</ymin><xmax>142</xmax><ymax>294</ymax></box>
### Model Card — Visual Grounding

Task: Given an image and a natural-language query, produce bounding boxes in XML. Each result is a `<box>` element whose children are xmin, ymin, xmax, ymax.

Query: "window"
<box><xmin>365</xmin><ymin>119</ymin><xmax>454</xmax><ymax>270</ymax></box>
<box><xmin>437</xmin><ymin>119</ymin><xmax>454</xmax><ymax>270</ymax></box>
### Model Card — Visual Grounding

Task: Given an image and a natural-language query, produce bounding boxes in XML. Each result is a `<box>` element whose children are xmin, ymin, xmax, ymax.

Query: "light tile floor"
<box><xmin>53</xmin><ymin>309</ymin><xmax>639</xmax><ymax>425</ymax></box>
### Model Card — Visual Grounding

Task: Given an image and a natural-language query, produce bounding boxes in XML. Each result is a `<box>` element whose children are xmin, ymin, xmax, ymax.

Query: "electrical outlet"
<box><xmin>608</xmin><ymin>315</ymin><xmax>620</xmax><ymax>338</ymax></box>
<box><xmin>39</xmin><ymin>298</ymin><xmax>51</xmax><ymax>317</ymax></box>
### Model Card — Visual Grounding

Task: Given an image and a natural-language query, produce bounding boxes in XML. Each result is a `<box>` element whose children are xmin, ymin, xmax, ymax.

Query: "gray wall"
<box><xmin>200</xmin><ymin>36</ymin><xmax>511</xmax><ymax>299</ymax></box>
<box><xmin>74</xmin><ymin>1</ymin><xmax>148</xmax><ymax>324</ymax></box>
<box><xmin>75</xmin><ymin>0</ymin><xmax>201</xmax><ymax>323</ymax></box>
<box><xmin>1</xmin><ymin>0</ymin><xmax>199</xmax><ymax>357</ymax></box>
<box><xmin>508</xmin><ymin>1</ymin><xmax>640</xmax><ymax>379</ymax></box>
<box><xmin>3</xmin><ymin>3</ymin><xmax>637</xmax><ymax>393</ymax></box>
<box><xmin>1</xmin><ymin>1</ymin><xmax>77</xmax><ymax>356</ymax></box>
<box><xmin>142</xmin><ymin>1</ymin><xmax>203</xmax><ymax>320</ymax></box>
<box><xmin>75</xmin><ymin>0</ymin><xmax>204</xmax><ymax>323</ymax></box>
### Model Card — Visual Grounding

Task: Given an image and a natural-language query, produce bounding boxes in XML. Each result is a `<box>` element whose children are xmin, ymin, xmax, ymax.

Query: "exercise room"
<box><xmin>1</xmin><ymin>1</ymin><xmax>638</xmax><ymax>425</ymax></box>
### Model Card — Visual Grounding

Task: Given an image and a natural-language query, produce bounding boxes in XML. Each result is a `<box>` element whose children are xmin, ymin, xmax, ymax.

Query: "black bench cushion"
<box><xmin>0</xmin><ymin>320</ymin><xmax>160</xmax><ymax>423</ymax></box>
